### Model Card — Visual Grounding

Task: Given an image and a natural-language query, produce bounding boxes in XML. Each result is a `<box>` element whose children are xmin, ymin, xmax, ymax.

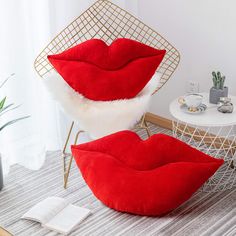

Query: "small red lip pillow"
<box><xmin>48</xmin><ymin>38</ymin><xmax>166</xmax><ymax>101</ymax></box>
<box><xmin>72</xmin><ymin>131</ymin><xmax>223</xmax><ymax>216</ymax></box>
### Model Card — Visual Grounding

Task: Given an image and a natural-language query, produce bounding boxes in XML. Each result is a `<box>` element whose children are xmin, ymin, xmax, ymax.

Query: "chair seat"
<box><xmin>43</xmin><ymin>72</ymin><xmax>160</xmax><ymax>139</ymax></box>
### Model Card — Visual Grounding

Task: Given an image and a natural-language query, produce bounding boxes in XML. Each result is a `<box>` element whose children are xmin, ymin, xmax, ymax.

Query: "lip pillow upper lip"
<box><xmin>48</xmin><ymin>38</ymin><xmax>166</xmax><ymax>71</ymax></box>
<box><xmin>47</xmin><ymin>38</ymin><xmax>166</xmax><ymax>101</ymax></box>
<box><xmin>72</xmin><ymin>131</ymin><xmax>223</xmax><ymax>171</ymax></box>
<box><xmin>72</xmin><ymin>131</ymin><xmax>223</xmax><ymax>216</ymax></box>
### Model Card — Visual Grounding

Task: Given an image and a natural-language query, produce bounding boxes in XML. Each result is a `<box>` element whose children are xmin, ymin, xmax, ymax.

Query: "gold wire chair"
<box><xmin>34</xmin><ymin>0</ymin><xmax>180</xmax><ymax>188</ymax></box>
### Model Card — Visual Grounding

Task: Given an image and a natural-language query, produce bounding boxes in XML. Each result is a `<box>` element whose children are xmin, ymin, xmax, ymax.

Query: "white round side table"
<box><xmin>169</xmin><ymin>93</ymin><xmax>236</xmax><ymax>192</ymax></box>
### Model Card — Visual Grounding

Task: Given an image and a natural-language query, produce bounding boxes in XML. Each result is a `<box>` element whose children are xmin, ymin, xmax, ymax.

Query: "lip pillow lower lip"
<box><xmin>48</xmin><ymin>38</ymin><xmax>166</xmax><ymax>101</ymax></box>
<box><xmin>72</xmin><ymin>131</ymin><xmax>224</xmax><ymax>216</ymax></box>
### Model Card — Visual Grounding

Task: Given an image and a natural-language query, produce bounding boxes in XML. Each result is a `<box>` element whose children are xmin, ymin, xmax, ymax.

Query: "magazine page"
<box><xmin>21</xmin><ymin>197</ymin><xmax>68</xmax><ymax>224</ymax></box>
<box><xmin>44</xmin><ymin>204</ymin><xmax>91</xmax><ymax>235</ymax></box>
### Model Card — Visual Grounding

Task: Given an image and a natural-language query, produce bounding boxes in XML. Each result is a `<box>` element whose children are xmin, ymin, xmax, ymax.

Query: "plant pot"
<box><xmin>209</xmin><ymin>86</ymin><xmax>228</xmax><ymax>104</ymax></box>
<box><xmin>0</xmin><ymin>155</ymin><xmax>3</xmax><ymax>191</ymax></box>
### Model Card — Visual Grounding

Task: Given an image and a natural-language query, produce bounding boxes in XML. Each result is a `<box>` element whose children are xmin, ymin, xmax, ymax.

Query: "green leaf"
<box><xmin>0</xmin><ymin>73</ymin><xmax>15</xmax><ymax>89</ymax></box>
<box><xmin>0</xmin><ymin>97</ymin><xmax>6</xmax><ymax>109</ymax></box>
<box><xmin>0</xmin><ymin>104</ymin><xmax>21</xmax><ymax>117</ymax></box>
<box><xmin>0</xmin><ymin>103</ymin><xmax>14</xmax><ymax>113</ymax></box>
<box><xmin>0</xmin><ymin>116</ymin><xmax>30</xmax><ymax>132</ymax></box>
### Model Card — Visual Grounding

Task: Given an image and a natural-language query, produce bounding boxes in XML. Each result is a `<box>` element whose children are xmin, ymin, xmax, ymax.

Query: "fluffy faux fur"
<box><xmin>42</xmin><ymin>71</ymin><xmax>160</xmax><ymax>139</ymax></box>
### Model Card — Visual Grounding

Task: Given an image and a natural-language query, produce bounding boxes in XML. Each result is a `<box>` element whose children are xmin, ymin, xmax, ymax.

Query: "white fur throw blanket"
<box><xmin>42</xmin><ymin>71</ymin><xmax>160</xmax><ymax>139</ymax></box>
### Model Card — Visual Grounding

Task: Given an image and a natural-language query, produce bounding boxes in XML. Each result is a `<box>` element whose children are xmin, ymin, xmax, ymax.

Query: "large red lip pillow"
<box><xmin>72</xmin><ymin>131</ymin><xmax>223</xmax><ymax>216</ymax></box>
<box><xmin>48</xmin><ymin>38</ymin><xmax>166</xmax><ymax>101</ymax></box>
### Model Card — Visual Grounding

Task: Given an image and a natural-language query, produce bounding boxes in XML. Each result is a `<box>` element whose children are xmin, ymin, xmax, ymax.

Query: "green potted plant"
<box><xmin>209</xmin><ymin>71</ymin><xmax>228</xmax><ymax>104</ymax></box>
<box><xmin>0</xmin><ymin>74</ymin><xmax>29</xmax><ymax>190</ymax></box>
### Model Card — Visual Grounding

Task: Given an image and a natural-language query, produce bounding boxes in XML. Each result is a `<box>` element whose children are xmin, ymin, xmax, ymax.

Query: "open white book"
<box><xmin>21</xmin><ymin>197</ymin><xmax>91</xmax><ymax>235</ymax></box>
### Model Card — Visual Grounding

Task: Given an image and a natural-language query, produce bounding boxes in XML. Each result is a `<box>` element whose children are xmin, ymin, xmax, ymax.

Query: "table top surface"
<box><xmin>169</xmin><ymin>93</ymin><xmax>236</xmax><ymax>127</ymax></box>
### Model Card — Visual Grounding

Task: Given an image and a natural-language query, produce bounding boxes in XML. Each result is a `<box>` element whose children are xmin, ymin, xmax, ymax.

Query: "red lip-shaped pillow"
<box><xmin>72</xmin><ymin>131</ymin><xmax>223</xmax><ymax>216</ymax></box>
<box><xmin>48</xmin><ymin>38</ymin><xmax>166</xmax><ymax>101</ymax></box>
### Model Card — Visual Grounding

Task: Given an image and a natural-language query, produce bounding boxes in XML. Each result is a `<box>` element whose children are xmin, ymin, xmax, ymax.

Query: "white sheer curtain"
<box><xmin>0</xmin><ymin>0</ymin><xmax>61</xmax><ymax>172</ymax></box>
<box><xmin>0</xmin><ymin>0</ymin><xmax>138</xmax><ymax>173</ymax></box>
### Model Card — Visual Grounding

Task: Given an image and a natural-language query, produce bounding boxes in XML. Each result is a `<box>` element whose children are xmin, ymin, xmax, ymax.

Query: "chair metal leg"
<box><xmin>143</xmin><ymin>119</ymin><xmax>152</xmax><ymax>137</ymax></box>
<box><xmin>63</xmin><ymin>129</ymin><xmax>84</xmax><ymax>189</ymax></box>
<box><xmin>62</xmin><ymin>121</ymin><xmax>74</xmax><ymax>183</ymax></box>
<box><xmin>63</xmin><ymin>121</ymin><xmax>74</xmax><ymax>155</ymax></box>
<box><xmin>136</xmin><ymin>113</ymin><xmax>152</xmax><ymax>137</ymax></box>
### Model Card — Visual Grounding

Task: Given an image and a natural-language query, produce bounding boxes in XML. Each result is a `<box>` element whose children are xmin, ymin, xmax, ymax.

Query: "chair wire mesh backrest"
<box><xmin>34</xmin><ymin>0</ymin><xmax>180</xmax><ymax>94</ymax></box>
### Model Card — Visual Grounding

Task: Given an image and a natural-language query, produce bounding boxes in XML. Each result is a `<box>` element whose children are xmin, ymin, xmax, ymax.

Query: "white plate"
<box><xmin>180</xmin><ymin>104</ymin><xmax>207</xmax><ymax>114</ymax></box>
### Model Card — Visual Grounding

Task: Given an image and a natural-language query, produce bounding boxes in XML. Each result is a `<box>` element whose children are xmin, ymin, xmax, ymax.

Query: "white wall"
<box><xmin>134</xmin><ymin>0</ymin><xmax>236</xmax><ymax>119</ymax></box>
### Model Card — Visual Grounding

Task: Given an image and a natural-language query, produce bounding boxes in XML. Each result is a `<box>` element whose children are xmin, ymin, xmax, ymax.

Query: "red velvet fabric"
<box><xmin>48</xmin><ymin>38</ymin><xmax>166</xmax><ymax>101</ymax></box>
<box><xmin>71</xmin><ymin>131</ymin><xmax>223</xmax><ymax>216</ymax></box>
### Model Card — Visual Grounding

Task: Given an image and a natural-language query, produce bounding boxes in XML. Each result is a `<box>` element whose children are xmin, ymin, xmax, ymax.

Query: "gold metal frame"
<box><xmin>34</xmin><ymin>0</ymin><xmax>180</xmax><ymax>188</ymax></box>
<box><xmin>34</xmin><ymin>0</ymin><xmax>180</xmax><ymax>90</ymax></box>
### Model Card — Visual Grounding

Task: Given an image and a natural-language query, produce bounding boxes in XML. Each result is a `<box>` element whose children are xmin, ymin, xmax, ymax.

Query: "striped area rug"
<box><xmin>0</xmin><ymin>124</ymin><xmax>236</xmax><ymax>236</ymax></box>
